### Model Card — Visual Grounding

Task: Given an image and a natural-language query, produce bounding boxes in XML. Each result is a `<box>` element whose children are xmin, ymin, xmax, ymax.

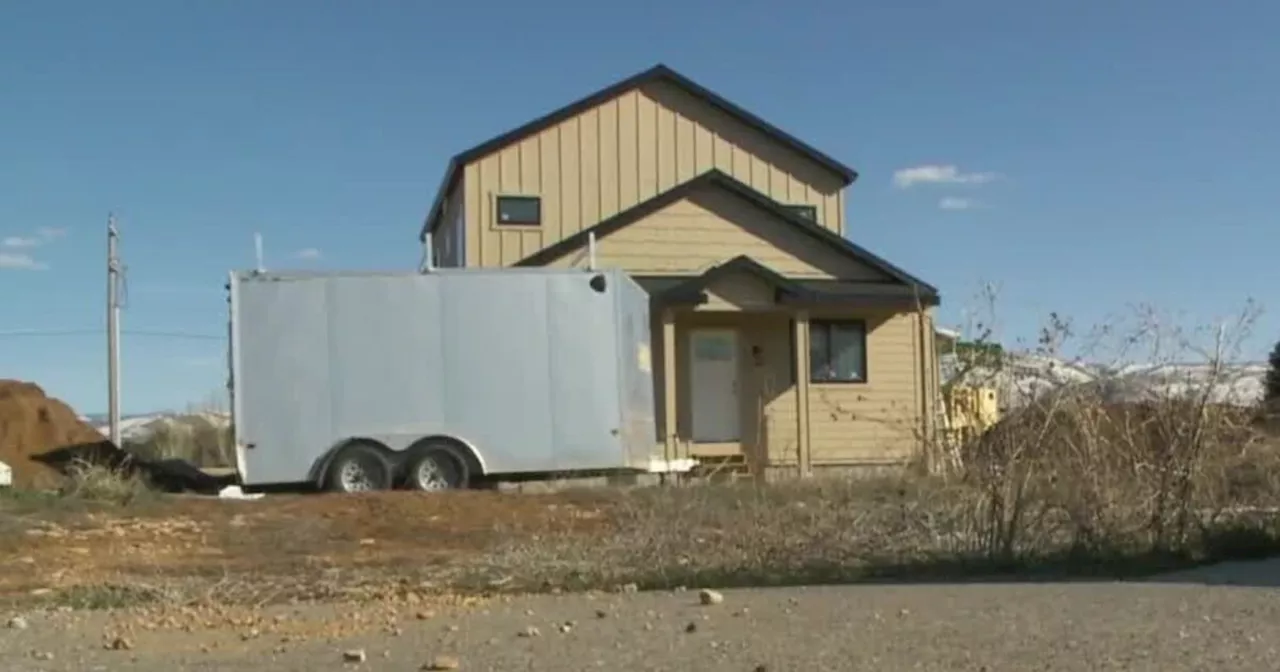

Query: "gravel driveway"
<box><xmin>3</xmin><ymin>575</ymin><xmax>1280</xmax><ymax>671</ymax></box>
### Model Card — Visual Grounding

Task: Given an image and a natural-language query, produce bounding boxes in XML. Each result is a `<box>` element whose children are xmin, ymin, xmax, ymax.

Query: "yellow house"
<box><xmin>419</xmin><ymin>64</ymin><xmax>943</xmax><ymax>478</ymax></box>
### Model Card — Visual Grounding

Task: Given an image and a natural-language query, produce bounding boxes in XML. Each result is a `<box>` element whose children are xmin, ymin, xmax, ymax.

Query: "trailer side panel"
<box><xmin>544</xmin><ymin>271</ymin><xmax>626</xmax><ymax>471</ymax></box>
<box><xmin>234</xmin><ymin>276</ymin><xmax>335</xmax><ymax>485</ymax></box>
<box><xmin>615</xmin><ymin>274</ymin><xmax>659</xmax><ymax>469</ymax></box>
<box><xmin>437</xmin><ymin>272</ymin><xmax>557</xmax><ymax>472</ymax></box>
<box><xmin>325</xmin><ymin>275</ymin><xmax>446</xmax><ymax>442</ymax></box>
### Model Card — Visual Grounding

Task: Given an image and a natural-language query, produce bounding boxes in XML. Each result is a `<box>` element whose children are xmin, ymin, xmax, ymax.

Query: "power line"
<box><xmin>0</xmin><ymin>329</ymin><xmax>101</xmax><ymax>337</ymax></box>
<box><xmin>127</xmin><ymin>329</ymin><xmax>223</xmax><ymax>341</ymax></box>
<box><xmin>0</xmin><ymin>328</ymin><xmax>222</xmax><ymax>340</ymax></box>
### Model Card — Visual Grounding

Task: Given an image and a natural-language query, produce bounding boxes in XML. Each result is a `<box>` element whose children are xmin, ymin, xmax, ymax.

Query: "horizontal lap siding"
<box><xmin>806</xmin><ymin>310</ymin><xmax>924</xmax><ymax>463</ymax></box>
<box><xmin>700</xmin><ymin>274</ymin><xmax>777</xmax><ymax>311</ymax></box>
<box><xmin>756</xmin><ymin>319</ymin><xmax>799</xmax><ymax>466</ymax></box>
<box><xmin>463</xmin><ymin>82</ymin><xmax>847</xmax><ymax>268</ymax></box>
<box><xmin>764</xmin><ymin>394</ymin><xmax>799</xmax><ymax>465</ymax></box>
<box><xmin>550</xmin><ymin>195</ymin><xmax>889</xmax><ymax>280</ymax></box>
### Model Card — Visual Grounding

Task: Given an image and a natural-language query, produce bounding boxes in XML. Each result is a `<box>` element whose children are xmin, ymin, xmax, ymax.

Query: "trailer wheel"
<box><xmin>403</xmin><ymin>443</ymin><xmax>469</xmax><ymax>492</ymax></box>
<box><xmin>325</xmin><ymin>442</ymin><xmax>392</xmax><ymax>494</ymax></box>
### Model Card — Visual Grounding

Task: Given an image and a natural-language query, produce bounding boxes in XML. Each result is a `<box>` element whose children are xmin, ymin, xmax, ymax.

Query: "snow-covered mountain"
<box><xmin>941</xmin><ymin>351</ymin><xmax>1266</xmax><ymax>410</ymax></box>
<box><xmin>82</xmin><ymin>412</ymin><xmax>231</xmax><ymax>443</ymax></box>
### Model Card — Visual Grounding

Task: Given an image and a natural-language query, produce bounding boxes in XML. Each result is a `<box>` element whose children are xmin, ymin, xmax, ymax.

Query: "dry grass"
<box><xmin>3</xmin><ymin>304</ymin><xmax>1278</xmax><ymax>611</ymax></box>
<box><xmin>474</xmin><ymin>443</ymin><xmax>1280</xmax><ymax>594</ymax></box>
<box><xmin>55</xmin><ymin>459</ymin><xmax>157</xmax><ymax>505</ymax></box>
<box><xmin>125</xmin><ymin>420</ymin><xmax>233</xmax><ymax>468</ymax></box>
<box><xmin>3</xmin><ymin>416</ymin><xmax>1278</xmax><ymax>611</ymax></box>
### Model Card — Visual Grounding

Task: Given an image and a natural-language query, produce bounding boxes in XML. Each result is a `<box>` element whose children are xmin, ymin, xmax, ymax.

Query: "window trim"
<box><xmin>783</xmin><ymin>204</ymin><xmax>818</xmax><ymax>222</ymax></box>
<box><xmin>808</xmin><ymin>319</ymin><xmax>868</xmax><ymax>384</ymax></box>
<box><xmin>495</xmin><ymin>195</ymin><xmax>542</xmax><ymax>227</ymax></box>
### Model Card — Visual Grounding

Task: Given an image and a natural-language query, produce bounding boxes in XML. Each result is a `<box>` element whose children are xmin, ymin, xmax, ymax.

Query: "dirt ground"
<box><xmin>3</xmin><ymin>580</ymin><xmax>1280</xmax><ymax>671</ymax></box>
<box><xmin>5</xmin><ymin>478</ymin><xmax>1280</xmax><ymax>670</ymax></box>
<box><xmin>0</xmin><ymin>490</ymin><xmax>615</xmax><ymax>602</ymax></box>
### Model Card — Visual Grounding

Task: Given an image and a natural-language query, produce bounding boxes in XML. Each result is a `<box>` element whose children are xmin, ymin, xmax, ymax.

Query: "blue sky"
<box><xmin>2</xmin><ymin>0</ymin><xmax>1277</xmax><ymax>414</ymax></box>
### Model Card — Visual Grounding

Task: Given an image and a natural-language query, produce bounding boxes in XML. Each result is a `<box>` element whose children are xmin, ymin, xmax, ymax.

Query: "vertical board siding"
<box><xmin>464</xmin><ymin>82</ymin><xmax>848</xmax><ymax>268</ymax></box>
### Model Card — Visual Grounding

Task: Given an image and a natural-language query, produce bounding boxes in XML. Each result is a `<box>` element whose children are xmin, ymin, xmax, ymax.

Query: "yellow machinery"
<box><xmin>944</xmin><ymin>385</ymin><xmax>1000</xmax><ymax>437</ymax></box>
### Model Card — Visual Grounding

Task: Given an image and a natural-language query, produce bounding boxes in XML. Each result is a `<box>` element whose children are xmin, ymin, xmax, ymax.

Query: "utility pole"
<box><xmin>107</xmin><ymin>214</ymin><xmax>122</xmax><ymax>447</ymax></box>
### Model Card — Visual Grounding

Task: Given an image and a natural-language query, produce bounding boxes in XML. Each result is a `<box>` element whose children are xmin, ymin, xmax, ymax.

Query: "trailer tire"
<box><xmin>403</xmin><ymin>442</ymin><xmax>470</xmax><ymax>492</ymax></box>
<box><xmin>324</xmin><ymin>442</ymin><xmax>393</xmax><ymax>494</ymax></box>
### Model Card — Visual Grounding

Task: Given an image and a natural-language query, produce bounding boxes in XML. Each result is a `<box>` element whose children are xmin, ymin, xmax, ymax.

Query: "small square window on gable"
<box><xmin>496</xmin><ymin>195</ymin><xmax>541</xmax><ymax>226</ymax></box>
<box><xmin>783</xmin><ymin>204</ymin><xmax>817</xmax><ymax>222</ymax></box>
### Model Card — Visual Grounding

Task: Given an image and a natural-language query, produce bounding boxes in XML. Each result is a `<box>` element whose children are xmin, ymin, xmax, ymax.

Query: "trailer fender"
<box><xmin>406</xmin><ymin>435</ymin><xmax>487</xmax><ymax>478</ymax></box>
<box><xmin>309</xmin><ymin>437</ymin><xmax>395</xmax><ymax>488</ymax></box>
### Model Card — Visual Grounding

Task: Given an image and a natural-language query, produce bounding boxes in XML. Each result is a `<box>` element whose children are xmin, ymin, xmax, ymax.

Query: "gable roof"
<box><xmin>659</xmin><ymin>255</ymin><xmax>812</xmax><ymax>304</ymax></box>
<box><xmin>514</xmin><ymin>169</ymin><xmax>940</xmax><ymax>301</ymax></box>
<box><xmin>653</xmin><ymin>256</ymin><xmax>940</xmax><ymax>307</ymax></box>
<box><xmin>418</xmin><ymin>63</ymin><xmax>859</xmax><ymax>241</ymax></box>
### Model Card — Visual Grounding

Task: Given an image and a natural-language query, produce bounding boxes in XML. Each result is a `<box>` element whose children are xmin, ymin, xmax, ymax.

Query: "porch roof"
<box><xmin>635</xmin><ymin>255</ymin><xmax>940</xmax><ymax>309</ymax></box>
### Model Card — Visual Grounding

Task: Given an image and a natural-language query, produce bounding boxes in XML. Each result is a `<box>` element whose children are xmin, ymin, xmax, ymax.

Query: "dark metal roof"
<box><xmin>654</xmin><ymin>255</ymin><xmax>811</xmax><ymax>304</ymax></box>
<box><xmin>515</xmin><ymin>169</ymin><xmax>940</xmax><ymax>302</ymax></box>
<box><xmin>635</xmin><ymin>263</ymin><xmax>939</xmax><ymax>309</ymax></box>
<box><xmin>419</xmin><ymin>64</ymin><xmax>859</xmax><ymax>241</ymax></box>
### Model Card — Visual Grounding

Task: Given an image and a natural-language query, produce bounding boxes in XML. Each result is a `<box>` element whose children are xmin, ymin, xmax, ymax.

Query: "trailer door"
<box><xmin>233</xmin><ymin>276</ymin><xmax>334</xmax><ymax>486</ymax></box>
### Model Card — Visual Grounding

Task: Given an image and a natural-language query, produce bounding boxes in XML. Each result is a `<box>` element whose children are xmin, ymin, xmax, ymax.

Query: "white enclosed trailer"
<box><xmin>227</xmin><ymin>267</ymin><xmax>688</xmax><ymax>492</ymax></box>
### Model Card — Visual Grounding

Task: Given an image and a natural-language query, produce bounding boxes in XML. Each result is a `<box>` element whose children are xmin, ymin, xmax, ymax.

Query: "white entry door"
<box><xmin>689</xmin><ymin>329</ymin><xmax>740</xmax><ymax>442</ymax></box>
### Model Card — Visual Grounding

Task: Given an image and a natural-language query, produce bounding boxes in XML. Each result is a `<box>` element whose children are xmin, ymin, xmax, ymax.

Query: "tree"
<box><xmin>1266</xmin><ymin>339</ymin><xmax>1280</xmax><ymax>405</ymax></box>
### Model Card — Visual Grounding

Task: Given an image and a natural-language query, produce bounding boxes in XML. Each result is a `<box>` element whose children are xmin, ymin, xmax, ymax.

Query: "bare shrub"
<box><xmin>945</xmin><ymin>298</ymin><xmax>1277</xmax><ymax>564</ymax></box>
<box><xmin>188</xmin><ymin>421</ymin><xmax>233</xmax><ymax>467</ymax></box>
<box><xmin>125</xmin><ymin>420</ymin><xmax>232</xmax><ymax>468</ymax></box>
<box><xmin>57</xmin><ymin>458</ymin><xmax>155</xmax><ymax>505</ymax></box>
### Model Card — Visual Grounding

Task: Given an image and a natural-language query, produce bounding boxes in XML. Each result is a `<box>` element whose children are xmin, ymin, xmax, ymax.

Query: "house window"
<box><xmin>783</xmin><ymin>204</ymin><xmax>817</xmax><ymax>221</ymax></box>
<box><xmin>496</xmin><ymin>195</ymin><xmax>541</xmax><ymax>226</ymax></box>
<box><xmin>809</xmin><ymin>319</ymin><xmax>867</xmax><ymax>383</ymax></box>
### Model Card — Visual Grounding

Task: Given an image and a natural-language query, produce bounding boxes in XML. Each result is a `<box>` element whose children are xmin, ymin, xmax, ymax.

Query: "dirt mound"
<box><xmin>0</xmin><ymin>380</ymin><xmax>106</xmax><ymax>489</ymax></box>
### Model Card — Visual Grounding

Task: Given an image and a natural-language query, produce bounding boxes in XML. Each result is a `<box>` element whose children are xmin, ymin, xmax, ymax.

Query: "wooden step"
<box><xmin>689</xmin><ymin>455</ymin><xmax>752</xmax><ymax>482</ymax></box>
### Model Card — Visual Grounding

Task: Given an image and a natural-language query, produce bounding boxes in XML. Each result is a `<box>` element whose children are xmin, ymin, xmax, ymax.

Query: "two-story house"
<box><xmin>419</xmin><ymin>64</ymin><xmax>942</xmax><ymax>478</ymax></box>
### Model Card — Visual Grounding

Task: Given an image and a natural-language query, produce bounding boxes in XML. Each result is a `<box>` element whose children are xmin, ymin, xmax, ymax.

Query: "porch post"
<box><xmin>662</xmin><ymin>308</ymin><xmax>679</xmax><ymax>463</ymax></box>
<box><xmin>793</xmin><ymin>311</ymin><xmax>812</xmax><ymax>477</ymax></box>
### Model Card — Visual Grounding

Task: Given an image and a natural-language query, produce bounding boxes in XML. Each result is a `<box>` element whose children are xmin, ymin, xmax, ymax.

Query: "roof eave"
<box><xmin>420</xmin><ymin>160</ymin><xmax>461</xmax><ymax>242</ymax></box>
<box><xmin>777</xmin><ymin>292</ymin><xmax>941</xmax><ymax>309</ymax></box>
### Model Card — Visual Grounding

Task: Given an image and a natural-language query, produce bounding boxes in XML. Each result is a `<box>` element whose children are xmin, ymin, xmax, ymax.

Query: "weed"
<box><xmin>57</xmin><ymin>459</ymin><xmax>156</xmax><ymax>505</ymax></box>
